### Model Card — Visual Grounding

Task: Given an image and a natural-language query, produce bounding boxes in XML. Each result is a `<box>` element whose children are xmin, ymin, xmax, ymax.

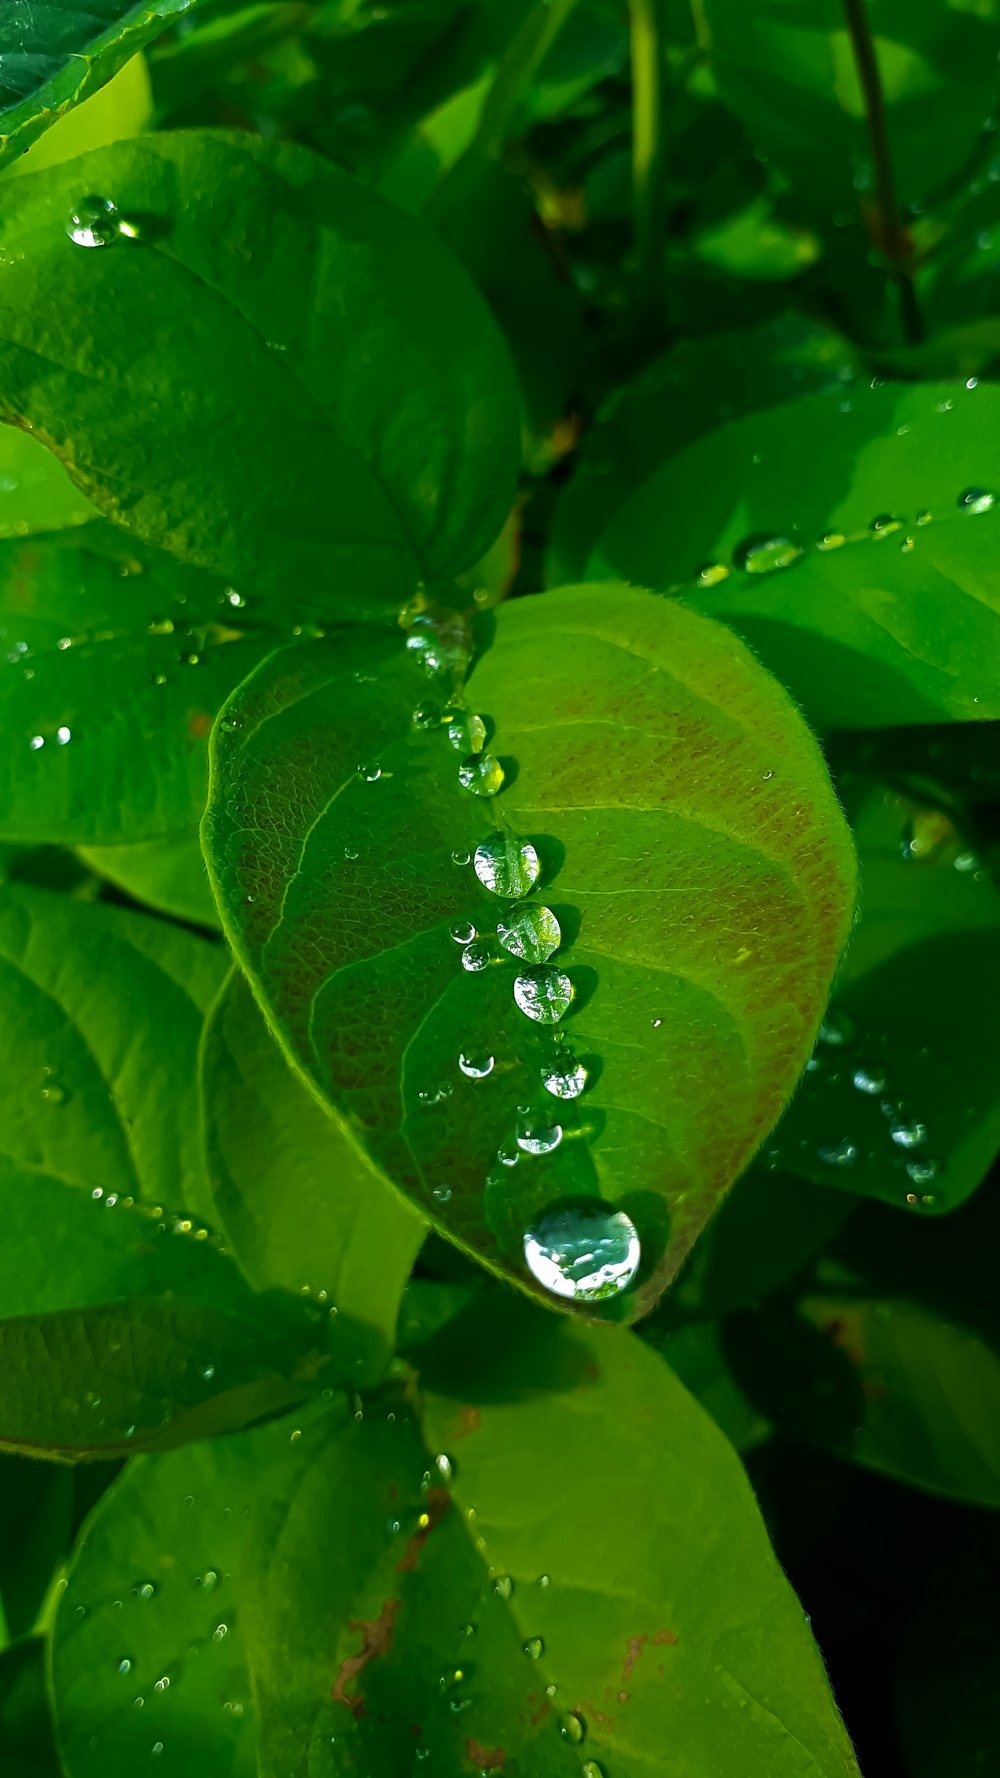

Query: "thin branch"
<box><xmin>842</xmin><ymin>0</ymin><xmax>923</xmax><ymax>343</ymax></box>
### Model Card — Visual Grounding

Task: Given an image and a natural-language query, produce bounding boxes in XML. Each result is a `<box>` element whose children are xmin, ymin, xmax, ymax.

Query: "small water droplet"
<box><xmin>817</xmin><ymin>1139</ymin><xmax>858</xmax><ymax>1168</ymax></box>
<box><xmin>137</xmin><ymin>1583</ymin><xmax>156</xmax><ymax>1601</ymax></box>
<box><xmin>40</xmin><ymin>1080</ymin><xmax>67</xmax><ymax>1105</ymax></box>
<box><xmin>869</xmin><ymin>513</ymin><xmax>904</xmax><ymax>537</ymax></box>
<box><xmin>496</xmin><ymin>1136</ymin><xmax>519</xmax><ymax>1167</ymax></box>
<box><xmin>66</xmin><ymin>194</ymin><xmax>120</xmax><ymax>248</ymax></box>
<box><xmin>151</xmin><ymin>1743</ymin><xmax>164</xmax><ymax>1757</ymax></box>
<box><xmin>432</xmin><ymin>1185</ymin><xmax>453</xmax><ymax>1204</ymax></box>
<box><xmin>493</xmin><ymin>1575</ymin><xmax>513</xmax><ymax>1600</ymax></box>
<box><xmin>405</xmin><ymin>610</ymin><xmax>471</xmax><ymax>677</ymax></box>
<box><xmin>460</xmin><ymin>1621</ymin><xmax>476</xmax><ymax>1638</ymax></box>
<box><xmin>541</xmin><ymin>1057</ymin><xmax>588</xmax><ymax>1099</ymax></box>
<box><xmin>459</xmin><ymin>1051</ymin><xmax>495</xmax><ymax>1079</ymax></box>
<box><xmin>695</xmin><ymin>561</ymin><xmax>729</xmax><ymax>587</ymax></box>
<box><xmin>473</xmin><ymin>834</ymin><xmax>540</xmax><ymax>898</ymax></box>
<box><xmin>905</xmin><ymin>1157</ymin><xmax>938</xmax><ymax>1185</ymax></box>
<box><xmin>412</xmin><ymin>701</ymin><xmax>441</xmax><ymax>730</ymax></box>
<box><xmin>734</xmin><ymin>534</ymin><xmax>802</xmax><ymax>574</ymax></box>
<box><xmin>516</xmin><ymin>1114</ymin><xmax>563</xmax><ymax>1155</ymax></box>
<box><xmin>458</xmin><ymin>753</ymin><xmax>504</xmax><ymax>796</ymax></box>
<box><xmin>497</xmin><ymin>904</ymin><xmax>561</xmax><ymax>963</ymax></box>
<box><xmin>560</xmin><ymin>1711</ymin><xmax>587</xmax><ymax>1745</ymax></box>
<box><xmin>916</xmin><ymin>510</ymin><xmax>932</xmax><ymax>525</ymax></box>
<box><xmin>212</xmin><ymin>1624</ymin><xmax>229</xmax><ymax>1642</ymax></box>
<box><xmin>852</xmin><ymin>1066</ymin><xmax>886</xmax><ymax>1095</ymax></box>
<box><xmin>449</xmin><ymin>919</ymin><xmax>477</xmax><ymax>945</ymax></box>
<box><xmin>523</xmin><ymin>1637</ymin><xmax>544</xmax><ymax>1659</ymax></box>
<box><xmin>461</xmin><ymin>940</ymin><xmax>493</xmax><ymax>973</ymax></box>
<box><xmin>154</xmin><ymin>1677</ymin><xmax>170</xmax><ymax>1693</ymax></box>
<box><xmin>117</xmin><ymin>1658</ymin><xmax>132</xmax><ymax>1675</ymax></box>
<box><xmin>890</xmin><ymin>1119</ymin><xmax>927</xmax><ymax>1149</ymax></box>
<box><xmin>582</xmin><ymin>1763</ymin><xmax>605</xmax><ymax>1778</ymax></box>
<box><xmin>29</xmin><ymin>734</ymin><xmax>44</xmax><ymax>751</ymax></box>
<box><xmin>958</xmin><ymin>487</ymin><xmax>995</xmax><ymax>514</ymax></box>
<box><xmin>816</xmin><ymin>532</ymin><xmax>845</xmax><ymax>551</ymax></box>
<box><xmin>451</xmin><ymin>848</ymin><xmax>472</xmax><ymax>867</ymax></box>
<box><xmin>447</xmin><ymin>709</ymin><xmax>487</xmax><ymax>754</ymax></box>
<box><xmin>356</xmin><ymin>761</ymin><xmax>382</xmax><ymax>782</ymax></box>
<box><xmin>525</xmin><ymin>1202</ymin><xmax>640</xmax><ymax>1301</ymax></box>
<box><xmin>818</xmin><ymin>1009</ymin><xmax>854</xmax><ymax>1047</ymax></box>
<box><xmin>513</xmin><ymin>966</ymin><xmax>573</xmax><ymax>1025</ymax></box>
<box><xmin>435</xmin><ymin>1453</ymin><xmax>454</xmax><ymax>1482</ymax></box>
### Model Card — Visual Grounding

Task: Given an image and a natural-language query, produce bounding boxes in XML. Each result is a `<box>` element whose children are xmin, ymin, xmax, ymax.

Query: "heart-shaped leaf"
<box><xmin>0</xmin><ymin>131</ymin><xmax>520</xmax><ymax>616</ymax></box>
<box><xmin>203</xmin><ymin>584</ymin><xmax>856</xmax><ymax>1320</ymax></box>
<box><xmin>591</xmin><ymin>380</ymin><xmax>1000</xmax><ymax>726</ymax></box>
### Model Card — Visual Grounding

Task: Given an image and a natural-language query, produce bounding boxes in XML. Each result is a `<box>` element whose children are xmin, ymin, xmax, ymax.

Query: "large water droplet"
<box><xmin>66</xmin><ymin>194</ymin><xmax>119</xmax><ymax>248</ymax></box>
<box><xmin>889</xmin><ymin>1118</ymin><xmax>927</xmax><ymax>1149</ymax></box>
<box><xmin>450</xmin><ymin>919</ymin><xmax>477</xmax><ymax>945</ymax></box>
<box><xmin>523</xmin><ymin>1637</ymin><xmax>544</xmax><ymax>1659</ymax></box>
<box><xmin>459</xmin><ymin>1051</ymin><xmax>495</xmax><ymax>1079</ymax></box>
<box><xmin>524</xmin><ymin>1203</ymin><xmax>640</xmax><ymax>1301</ymax></box>
<box><xmin>852</xmin><ymin>1066</ymin><xmax>886</xmax><ymax>1096</ymax></box>
<box><xmin>542</xmin><ymin>1056</ymin><xmax>588</xmax><ymax>1099</ymax></box>
<box><xmin>461</xmin><ymin>941</ymin><xmax>493</xmax><ymax>973</ymax></box>
<box><xmin>356</xmin><ymin>761</ymin><xmax>382</xmax><ymax>783</ymax></box>
<box><xmin>733</xmin><ymin>534</ymin><xmax>802</xmax><ymax>574</ymax></box>
<box><xmin>446</xmin><ymin>709</ymin><xmax>486</xmax><ymax>755</ymax></box>
<box><xmin>473</xmin><ymin>834</ymin><xmax>541</xmax><ymax>898</ymax></box>
<box><xmin>516</xmin><ymin>1114</ymin><xmax>563</xmax><ymax>1155</ymax></box>
<box><xmin>458</xmin><ymin>754</ymin><xmax>504</xmax><ymax>796</ymax></box>
<box><xmin>560</xmin><ymin>1710</ymin><xmax>587</xmax><ymax>1745</ymax></box>
<box><xmin>513</xmin><ymin>966</ymin><xmax>573</xmax><ymax>1024</ymax></box>
<box><xmin>405</xmin><ymin>611</ymin><xmax>470</xmax><ymax>677</ymax></box>
<box><xmin>958</xmin><ymin>487</ymin><xmax>995</xmax><ymax>514</ymax></box>
<box><xmin>497</xmin><ymin>904</ymin><xmax>561</xmax><ymax>963</ymax></box>
<box><xmin>493</xmin><ymin>1575</ymin><xmax>513</xmax><ymax>1600</ymax></box>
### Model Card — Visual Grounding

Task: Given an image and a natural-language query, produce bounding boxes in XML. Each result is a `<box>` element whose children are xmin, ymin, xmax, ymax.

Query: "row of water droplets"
<box><xmin>401</xmin><ymin>602</ymin><xmax>640</xmax><ymax>1304</ymax></box>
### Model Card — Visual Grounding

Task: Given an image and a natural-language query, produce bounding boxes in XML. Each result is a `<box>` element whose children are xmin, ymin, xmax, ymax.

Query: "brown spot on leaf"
<box><xmin>653</xmin><ymin>1628</ymin><xmax>678</xmax><ymax>1646</ymax></box>
<box><xmin>530</xmin><ymin>1697</ymin><xmax>552</xmax><ymax>1726</ymax></box>
<box><xmin>331</xmin><ymin>1597</ymin><xmax>400</xmax><ymax>1715</ymax></box>
<box><xmin>617</xmin><ymin>1690</ymin><xmax>631</xmax><ymax>1703</ymax></box>
<box><xmin>188</xmin><ymin>712</ymin><xmax>212</xmax><ymax>739</ymax></box>
<box><xmin>452</xmin><ymin>1406</ymin><xmax>481</xmax><ymax>1439</ymax></box>
<box><xmin>623</xmin><ymin>1633</ymin><xmax>647</xmax><ymax>1679</ymax></box>
<box><xmin>579</xmin><ymin>1698</ymin><xmax>614</xmax><ymax>1730</ymax></box>
<box><xmin>466</xmin><ymin>1738</ymin><xmax>505</xmax><ymax>1769</ymax></box>
<box><xmin>396</xmin><ymin>1487</ymin><xmax>449</xmax><ymax>1573</ymax></box>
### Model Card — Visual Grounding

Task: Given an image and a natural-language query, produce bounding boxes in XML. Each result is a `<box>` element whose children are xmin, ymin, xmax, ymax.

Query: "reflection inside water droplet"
<box><xmin>524</xmin><ymin>1202</ymin><xmax>640</xmax><ymax>1301</ymax></box>
<box><xmin>66</xmin><ymin>194</ymin><xmax>120</xmax><ymax>248</ymax></box>
<box><xmin>458</xmin><ymin>753</ymin><xmax>504</xmax><ymax>796</ymax></box>
<box><xmin>516</xmin><ymin>1114</ymin><xmax>563</xmax><ymax>1155</ymax></box>
<box><xmin>459</xmin><ymin>1051</ymin><xmax>495</xmax><ymax>1079</ymax></box>
<box><xmin>497</xmin><ymin>904</ymin><xmax>561</xmax><ymax>963</ymax></box>
<box><xmin>461</xmin><ymin>941</ymin><xmax>493</xmax><ymax>973</ymax></box>
<box><xmin>513</xmin><ymin>966</ymin><xmax>573</xmax><ymax>1025</ymax></box>
<box><xmin>449</xmin><ymin>920</ymin><xmax>477</xmax><ymax>945</ymax></box>
<box><xmin>733</xmin><ymin>534</ymin><xmax>802</xmax><ymax>574</ymax></box>
<box><xmin>817</xmin><ymin>1139</ymin><xmax>858</xmax><ymax>1169</ymax></box>
<box><xmin>473</xmin><ymin>834</ymin><xmax>540</xmax><ymax>898</ymax></box>
<box><xmin>958</xmin><ymin>486</ymin><xmax>995</xmax><ymax>514</ymax></box>
<box><xmin>541</xmin><ymin>1057</ymin><xmax>588</xmax><ymax>1099</ymax></box>
<box><xmin>446</xmin><ymin>709</ymin><xmax>486</xmax><ymax>755</ymax></box>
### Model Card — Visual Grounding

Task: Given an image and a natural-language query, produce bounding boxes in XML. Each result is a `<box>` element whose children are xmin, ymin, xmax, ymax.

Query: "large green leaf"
<box><xmin>0</xmin><ymin>1639</ymin><xmax>60</xmax><ymax>1778</ymax></box>
<box><xmin>0</xmin><ymin>2</ymin><xmax>193</xmax><ymax>168</ymax></box>
<box><xmin>590</xmin><ymin>380</ymin><xmax>1000</xmax><ymax>727</ymax></box>
<box><xmin>203</xmin><ymin>585</ymin><xmax>855</xmax><ymax>1319</ymax></box>
<box><xmin>764</xmin><ymin>768</ymin><xmax>1000</xmax><ymax>1214</ymax></box>
<box><xmin>200</xmin><ymin>969</ymin><xmax>425</xmax><ymax>1383</ymax></box>
<box><xmin>51</xmin><ymin>1308</ymin><xmax>861</xmax><ymax>1777</ymax></box>
<box><xmin>0</xmin><ymin>521</ymin><xmax>285</xmax><ymax>846</ymax></box>
<box><xmin>78</xmin><ymin>834</ymin><xmax>220</xmax><ymax>928</ymax></box>
<box><xmin>0</xmin><ymin>131</ymin><xmax>520</xmax><ymax>614</ymax></box>
<box><xmin>0</xmin><ymin>423</ymin><xmax>96</xmax><ymax>543</ymax></box>
<box><xmin>0</xmin><ymin>883</ymin><xmax>224</xmax><ymax>1213</ymax></box>
<box><xmin>547</xmin><ymin>314</ymin><xmax>860</xmax><ymax>585</ymax></box>
<box><xmin>0</xmin><ymin>1454</ymin><xmax>73</xmax><ymax>1637</ymax></box>
<box><xmin>701</xmin><ymin>0</ymin><xmax>1000</xmax><ymax>213</ymax></box>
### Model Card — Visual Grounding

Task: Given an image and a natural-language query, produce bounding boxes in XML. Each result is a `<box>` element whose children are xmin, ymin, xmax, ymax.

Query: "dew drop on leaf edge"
<box><xmin>524</xmin><ymin>1203</ymin><xmax>641</xmax><ymax>1301</ymax></box>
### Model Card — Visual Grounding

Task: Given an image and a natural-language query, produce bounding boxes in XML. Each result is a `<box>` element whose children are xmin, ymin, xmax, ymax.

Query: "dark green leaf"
<box><xmin>0</xmin><ymin>421</ymin><xmax>96</xmax><ymax>542</ymax></box>
<box><xmin>203</xmin><ymin>585</ymin><xmax>855</xmax><ymax>1318</ymax></box>
<box><xmin>0</xmin><ymin>1639</ymin><xmax>60</xmax><ymax>1778</ymax></box>
<box><xmin>591</xmin><ymin>380</ymin><xmax>1000</xmax><ymax>726</ymax></box>
<box><xmin>701</xmin><ymin>0</ymin><xmax>1000</xmax><ymax>213</ymax></box>
<box><xmin>79</xmin><ymin>834</ymin><xmax>220</xmax><ymax>928</ymax></box>
<box><xmin>0</xmin><ymin>132</ymin><xmax>520</xmax><ymax>615</ymax></box>
<box><xmin>200</xmin><ymin>968</ymin><xmax>425</xmax><ymax>1382</ymax></box>
<box><xmin>0</xmin><ymin>1455</ymin><xmax>74</xmax><ymax>1637</ymax></box>
<box><xmin>0</xmin><ymin>2</ymin><xmax>192</xmax><ymax>168</ymax></box>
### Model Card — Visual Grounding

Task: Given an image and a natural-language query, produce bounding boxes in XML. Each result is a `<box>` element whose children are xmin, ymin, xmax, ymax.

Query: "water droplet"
<box><xmin>513</xmin><ymin>966</ymin><xmax>573</xmax><ymax>1025</ymax></box>
<box><xmin>695</xmin><ymin>561</ymin><xmax>729</xmax><ymax>587</ymax></box>
<box><xmin>458</xmin><ymin>753</ymin><xmax>504</xmax><ymax>796</ymax></box>
<box><xmin>818</xmin><ymin>1009</ymin><xmax>854</xmax><ymax>1047</ymax></box>
<box><xmin>194</xmin><ymin>1570</ymin><xmax>218</xmax><ymax>1592</ymax></box>
<box><xmin>459</xmin><ymin>1051</ymin><xmax>495</xmax><ymax>1079</ymax></box>
<box><xmin>450</xmin><ymin>920</ymin><xmax>477</xmax><ymax>945</ymax></box>
<box><xmin>817</xmin><ymin>532</ymin><xmax>845</xmax><ymax>551</ymax></box>
<box><xmin>900</xmin><ymin>535</ymin><xmax>916</xmax><ymax>553</ymax></box>
<box><xmin>435</xmin><ymin>1453</ymin><xmax>454</xmax><ymax>1482</ymax></box>
<box><xmin>734</xmin><ymin>534</ymin><xmax>802</xmax><ymax>574</ymax></box>
<box><xmin>473</xmin><ymin>834</ymin><xmax>541</xmax><ymax>898</ymax></box>
<box><xmin>817</xmin><ymin>1139</ymin><xmax>858</xmax><ymax>1168</ymax></box>
<box><xmin>869</xmin><ymin>513</ymin><xmax>904</xmax><ymax>537</ymax></box>
<box><xmin>412</xmin><ymin>701</ymin><xmax>441</xmax><ymax>730</ymax></box>
<box><xmin>40</xmin><ymin>1080</ymin><xmax>67</xmax><ymax>1105</ymax></box>
<box><xmin>852</xmin><ymin>1066</ymin><xmax>886</xmax><ymax>1095</ymax></box>
<box><xmin>560</xmin><ymin>1711</ymin><xmax>587</xmax><ymax>1745</ymax></box>
<box><xmin>496</xmin><ymin>1136</ymin><xmax>519</xmax><ymax>1167</ymax></box>
<box><xmin>405</xmin><ymin>610</ymin><xmax>471</xmax><ymax>677</ymax></box>
<box><xmin>461</xmin><ymin>940</ymin><xmax>493</xmax><ymax>973</ymax></box>
<box><xmin>523</xmin><ymin>1637</ymin><xmax>544</xmax><ymax>1659</ymax></box>
<box><xmin>905</xmin><ymin>1157</ymin><xmax>938</xmax><ymax>1185</ymax></box>
<box><xmin>29</xmin><ymin>734</ymin><xmax>44</xmax><ymax>751</ymax></box>
<box><xmin>117</xmin><ymin>1658</ymin><xmax>132</xmax><ymax>1674</ymax></box>
<box><xmin>516</xmin><ymin>1114</ymin><xmax>563</xmax><ymax>1155</ymax></box>
<box><xmin>212</xmin><ymin>1624</ymin><xmax>229</xmax><ymax>1642</ymax></box>
<box><xmin>137</xmin><ymin>1582</ymin><xmax>156</xmax><ymax>1601</ymax></box>
<box><xmin>497</xmin><ymin>904</ymin><xmax>561</xmax><ymax>963</ymax></box>
<box><xmin>460</xmin><ymin>1621</ymin><xmax>476</xmax><ymax>1638</ymax></box>
<box><xmin>66</xmin><ymin>194</ymin><xmax>120</xmax><ymax>248</ymax></box>
<box><xmin>451</xmin><ymin>848</ymin><xmax>471</xmax><ymax>867</ymax></box>
<box><xmin>493</xmin><ymin>1575</ymin><xmax>513</xmax><ymax>1600</ymax></box>
<box><xmin>537</xmin><ymin>1573</ymin><xmax>551</xmax><ymax>1587</ymax></box>
<box><xmin>958</xmin><ymin>487</ymin><xmax>995</xmax><ymax>514</ymax></box>
<box><xmin>152</xmin><ymin>1743</ymin><xmax>164</xmax><ymax>1757</ymax></box>
<box><xmin>446</xmin><ymin>710</ymin><xmax>487</xmax><ymax>754</ymax></box>
<box><xmin>541</xmin><ymin>1057</ymin><xmax>588</xmax><ymax>1099</ymax></box>
<box><xmin>525</xmin><ymin>1202</ymin><xmax>640</xmax><ymax>1301</ymax></box>
<box><xmin>154</xmin><ymin>1676</ymin><xmax>170</xmax><ymax>1693</ymax></box>
<box><xmin>890</xmin><ymin>1119</ymin><xmax>927</xmax><ymax>1149</ymax></box>
<box><xmin>582</xmin><ymin>1764</ymin><xmax>605</xmax><ymax>1778</ymax></box>
<box><xmin>356</xmin><ymin>761</ymin><xmax>382</xmax><ymax>782</ymax></box>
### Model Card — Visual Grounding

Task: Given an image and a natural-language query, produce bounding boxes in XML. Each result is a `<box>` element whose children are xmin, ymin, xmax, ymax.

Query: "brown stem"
<box><xmin>842</xmin><ymin>0</ymin><xmax>923</xmax><ymax>343</ymax></box>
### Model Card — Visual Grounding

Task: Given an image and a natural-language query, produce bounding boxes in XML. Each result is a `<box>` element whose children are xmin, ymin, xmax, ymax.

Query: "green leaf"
<box><xmin>894</xmin><ymin>1572</ymin><xmax>1000</xmax><ymax>1777</ymax></box>
<box><xmin>200</xmin><ymin>968</ymin><xmax>425</xmax><ymax>1382</ymax></box>
<box><xmin>203</xmin><ymin>585</ymin><xmax>855</xmax><ymax>1318</ymax></box>
<box><xmin>700</xmin><ymin>0</ymin><xmax>1000</xmax><ymax>213</ymax></box>
<box><xmin>4</xmin><ymin>49</ymin><xmax>152</xmax><ymax>180</ymax></box>
<box><xmin>548</xmin><ymin>314</ymin><xmax>860</xmax><ymax>584</ymax></box>
<box><xmin>0</xmin><ymin>2</ymin><xmax>193</xmax><ymax>168</ymax></box>
<box><xmin>51</xmin><ymin>1309</ymin><xmax>861</xmax><ymax>1777</ymax></box>
<box><xmin>0</xmin><ymin>1455</ymin><xmax>74</xmax><ymax>1638</ymax></box>
<box><xmin>0</xmin><ymin>882</ymin><xmax>225</xmax><ymax>1213</ymax></box>
<box><xmin>0</xmin><ymin>1639</ymin><xmax>60</xmax><ymax>1778</ymax></box>
<box><xmin>0</xmin><ymin>132</ymin><xmax>520</xmax><ymax>615</ymax></box>
<box><xmin>0</xmin><ymin>423</ymin><xmax>97</xmax><ymax>543</ymax></box>
<box><xmin>765</xmin><ymin>770</ymin><xmax>1000</xmax><ymax>1214</ymax></box>
<box><xmin>0</xmin><ymin>521</ymin><xmax>284</xmax><ymax>847</ymax></box>
<box><xmin>78</xmin><ymin>834</ymin><xmax>220</xmax><ymax>928</ymax></box>
<box><xmin>590</xmin><ymin>379</ymin><xmax>1000</xmax><ymax>726</ymax></box>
